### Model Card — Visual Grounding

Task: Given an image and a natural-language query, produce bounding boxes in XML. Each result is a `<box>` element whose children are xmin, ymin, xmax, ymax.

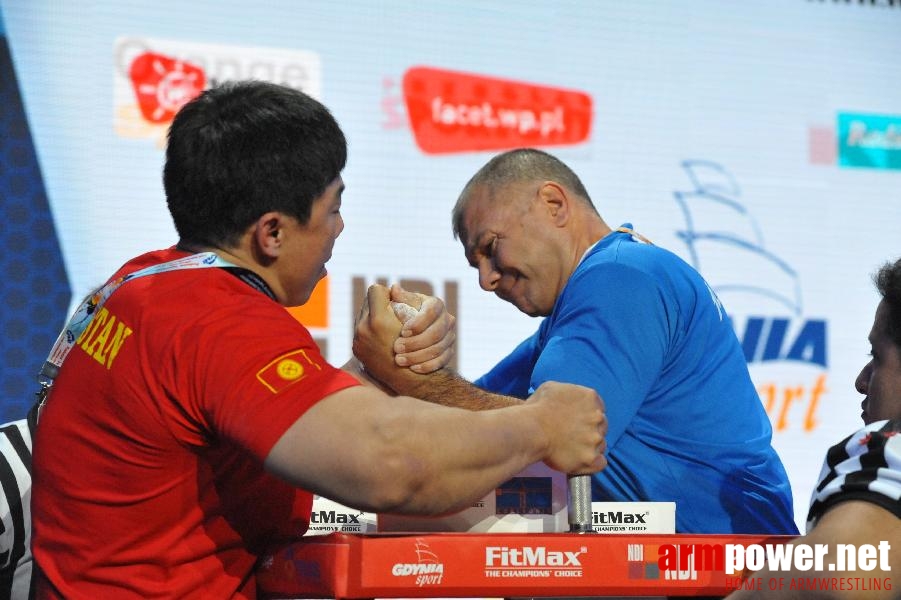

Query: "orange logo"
<box><xmin>128</xmin><ymin>51</ymin><xmax>206</xmax><ymax>123</ymax></box>
<box><xmin>403</xmin><ymin>66</ymin><xmax>592</xmax><ymax>154</ymax></box>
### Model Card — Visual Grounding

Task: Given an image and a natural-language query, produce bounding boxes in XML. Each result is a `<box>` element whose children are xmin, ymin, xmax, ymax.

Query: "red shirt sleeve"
<box><xmin>189</xmin><ymin>296</ymin><xmax>361</xmax><ymax>460</ymax></box>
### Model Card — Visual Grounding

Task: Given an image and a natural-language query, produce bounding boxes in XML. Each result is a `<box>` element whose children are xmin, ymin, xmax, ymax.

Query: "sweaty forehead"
<box><xmin>462</xmin><ymin>180</ymin><xmax>527</xmax><ymax>219</ymax></box>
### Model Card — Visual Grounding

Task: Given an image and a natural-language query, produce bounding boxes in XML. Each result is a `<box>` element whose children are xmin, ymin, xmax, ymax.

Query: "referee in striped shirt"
<box><xmin>730</xmin><ymin>257</ymin><xmax>901</xmax><ymax>599</ymax></box>
<box><xmin>0</xmin><ymin>403</ymin><xmax>37</xmax><ymax>600</ymax></box>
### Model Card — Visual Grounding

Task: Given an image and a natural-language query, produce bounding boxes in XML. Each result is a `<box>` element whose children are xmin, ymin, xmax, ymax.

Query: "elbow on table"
<box><xmin>356</xmin><ymin>446</ymin><xmax>462</xmax><ymax>515</ymax></box>
<box><xmin>355</xmin><ymin>449</ymin><xmax>437</xmax><ymax>515</ymax></box>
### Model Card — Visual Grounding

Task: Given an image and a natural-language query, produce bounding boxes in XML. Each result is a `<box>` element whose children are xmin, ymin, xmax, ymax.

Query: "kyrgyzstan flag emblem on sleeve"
<box><xmin>256</xmin><ymin>349</ymin><xmax>323</xmax><ymax>394</ymax></box>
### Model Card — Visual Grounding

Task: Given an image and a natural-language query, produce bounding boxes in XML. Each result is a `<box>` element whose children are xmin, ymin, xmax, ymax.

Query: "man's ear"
<box><xmin>538</xmin><ymin>182</ymin><xmax>570</xmax><ymax>226</ymax></box>
<box><xmin>252</xmin><ymin>211</ymin><xmax>286</xmax><ymax>258</ymax></box>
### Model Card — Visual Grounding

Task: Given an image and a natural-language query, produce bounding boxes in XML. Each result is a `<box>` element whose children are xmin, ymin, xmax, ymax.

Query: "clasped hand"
<box><xmin>353</xmin><ymin>284</ymin><xmax>456</xmax><ymax>386</ymax></box>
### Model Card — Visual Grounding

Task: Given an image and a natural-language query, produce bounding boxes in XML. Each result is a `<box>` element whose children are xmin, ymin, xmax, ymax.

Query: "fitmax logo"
<box><xmin>486</xmin><ymin>546</ymin><xmax>586</xmax><ymax>567</ymax></box>
<box><xmin>309</xmin><ymin>510</ymin><xmax>362</xmax><ymax>525</ymax></box>
<box><xmin>593</xmin><ymin>511</ymin><xmax>648</xmax><ymax>524</ymax></box>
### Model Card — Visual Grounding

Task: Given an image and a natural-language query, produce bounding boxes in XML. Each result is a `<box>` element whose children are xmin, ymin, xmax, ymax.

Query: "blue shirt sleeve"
<box><xmin>474</xmin><ymin>333</ymin><xmax>539</xmax><ymax>398</ymax></box>
<box><xmin>530</xmin><ymin>262</ymin><xmax>674</xmax><ymax>448</ymax></box>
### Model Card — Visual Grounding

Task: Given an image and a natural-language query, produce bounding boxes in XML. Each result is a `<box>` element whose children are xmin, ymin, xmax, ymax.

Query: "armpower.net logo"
<box><xmin>629</xmin><ymin>541</ymin><xmax>893</xmax><ymax>593</ymax></box>
<box><xmin>402</xmin><ymin>66</ymin><xmax>593</xmax><ymax>154</ymax></box>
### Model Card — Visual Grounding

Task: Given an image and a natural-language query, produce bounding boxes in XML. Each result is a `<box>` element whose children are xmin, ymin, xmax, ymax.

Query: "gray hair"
<box><xmin>451</xmin><ymin>148</ymin><xmax>596</xmax><ymax>240</ymax></box>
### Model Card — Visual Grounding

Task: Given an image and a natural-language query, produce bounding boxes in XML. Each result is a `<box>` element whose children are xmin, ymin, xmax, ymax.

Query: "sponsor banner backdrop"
<box><xmin>2</xmin><ymin>0</ymin><xmax>901</xmax><ymax>531</ymax></box>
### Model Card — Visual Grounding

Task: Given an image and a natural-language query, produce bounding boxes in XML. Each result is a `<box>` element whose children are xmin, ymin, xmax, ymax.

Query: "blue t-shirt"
<box><xmin>476</xmin><ymin>225</ymin><xmax>798</xmax><ymax>534</ymax></box>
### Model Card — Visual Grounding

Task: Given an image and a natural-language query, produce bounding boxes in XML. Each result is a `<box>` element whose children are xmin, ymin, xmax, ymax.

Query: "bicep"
<box><xmin>264</xmin><ymin>385</ymin><xmax>396</xmax><ymax>510</ymax></box>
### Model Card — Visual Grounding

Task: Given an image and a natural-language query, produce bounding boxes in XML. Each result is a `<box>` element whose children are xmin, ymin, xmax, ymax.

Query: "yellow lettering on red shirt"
<box><xmin>78</xmin><ymin>307</ymin><xmax>134</xmax><ymax>369</ymax></box>
<box><xmin>102</xmin><ymin>322</ymin><xmax>133</xmax><ymax>369</ymax></box>
<box><xmin>77</xmin><ymin>306</ymin><xmax>108</xmax><ymax>347</ymax></box>
<box><xmin>87</xmin><ymin>318</ymin><xmax>116</xmax><ymax>363</ymax></box>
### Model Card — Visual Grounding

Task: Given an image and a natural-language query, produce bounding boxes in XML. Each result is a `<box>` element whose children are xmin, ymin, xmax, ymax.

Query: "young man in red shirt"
<box><xmin>30</xmin><ymin>81</ymin><xmax>607</xmax><ymax>599</ymax></box>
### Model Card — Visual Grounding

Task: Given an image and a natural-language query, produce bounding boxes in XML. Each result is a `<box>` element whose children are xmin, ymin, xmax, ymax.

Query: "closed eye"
<box><xmin>482</xmin><ymin>236</ymin><xmax>498</xmax><ymax>260</ymax></box>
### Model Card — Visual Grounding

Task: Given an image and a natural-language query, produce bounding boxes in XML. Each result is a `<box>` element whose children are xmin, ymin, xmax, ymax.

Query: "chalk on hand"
<box><xmin>390</xmin><ymin>301</ymin><xmax>419</xmax><ymax>324</ymax></box>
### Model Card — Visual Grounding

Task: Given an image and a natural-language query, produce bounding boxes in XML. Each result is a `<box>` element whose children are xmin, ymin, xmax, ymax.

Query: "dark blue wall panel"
<box><xmin>0</xmin><ymin>30</ymin><xmax>72</xmax><ymax>422</ymax></box>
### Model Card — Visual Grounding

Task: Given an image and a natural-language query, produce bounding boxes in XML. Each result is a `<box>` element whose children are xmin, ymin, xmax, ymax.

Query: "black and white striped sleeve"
<box><xmin>0</xmin><ymin>408</ymin><xmax>35</xmax><ymax>600</ymax></box>
<box><xmin>806</xmin><ymin>419</ymin><xmax>901</xmax><ymax>533</ymax></box>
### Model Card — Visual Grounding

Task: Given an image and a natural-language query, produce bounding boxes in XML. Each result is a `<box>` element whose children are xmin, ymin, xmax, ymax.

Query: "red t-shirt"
<box><xmin>32</xmin><ymin>249</ymin><xmax>360</xmax><ymax>599</ymax></box>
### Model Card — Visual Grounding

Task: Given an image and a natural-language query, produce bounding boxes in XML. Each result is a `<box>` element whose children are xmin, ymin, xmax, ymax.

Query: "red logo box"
<box><xmin>128</xmin><ymin>51</ymin><xmax>206</xmax><ymax>124</ymax></box>
<box><xmin>403</xmin><ymin>66</ymin><xmax>593</xmax><ymax>154</ymax></box>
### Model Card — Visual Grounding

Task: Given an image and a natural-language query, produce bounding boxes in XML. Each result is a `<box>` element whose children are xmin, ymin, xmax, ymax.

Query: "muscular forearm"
<box><xmin>268</xmin><ymin>387</ymin><xmax>549</xmax><ymax>515</ymax></box>
<box><xmin>267</xmin><ymin>379</ymin><xmax>605</xmax><ymax>516</ymax></box>
<box><xmin>380</xmin><ymin>367</ymin><xmax>521</xmax><ymax>411</ymax></box>
<box><xmin>366</xmin><ymin>395</ymin><xmax>549</xmax><ymax>514</ymax></box>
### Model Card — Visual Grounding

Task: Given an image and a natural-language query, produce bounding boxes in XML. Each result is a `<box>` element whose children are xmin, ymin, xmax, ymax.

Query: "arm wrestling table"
<box><xmin>257</xmin><ymin>532</ymin><xmax>791</xmax><ymax>598</ymax></box>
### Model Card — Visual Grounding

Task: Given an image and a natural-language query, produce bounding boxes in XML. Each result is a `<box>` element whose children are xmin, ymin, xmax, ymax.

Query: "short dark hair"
<box><xmin>451</xmin><ymin>148</ymin><xmax>595</xmax><ymax>240</ymax></box>
<box><xmin>875</xmin><ymin>257</ymin><xmax>901</xmax><ymax>348</ymax></box>
<box><xmin>163</xmin><ymin>80</ymin><xmax>347</xmax><ymax>248</ymax></box>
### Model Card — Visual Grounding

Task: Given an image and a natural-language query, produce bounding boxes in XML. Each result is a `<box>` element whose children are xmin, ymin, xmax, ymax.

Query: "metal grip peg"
<box><xmin>567</xmin><ymin>474</ymin><xmax>594</xmax><ymax>533</ymax></box>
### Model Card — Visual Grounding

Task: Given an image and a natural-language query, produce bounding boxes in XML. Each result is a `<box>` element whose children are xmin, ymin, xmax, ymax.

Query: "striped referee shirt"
<box><xmin>807</xmin><ymin>418</ymin><xmax>901</xmax><ymax>533</ymax></box>
<box><xmin>0</xmin><ymin>405</ymin><xmax>36</xmax><ymax>600</ymax></box>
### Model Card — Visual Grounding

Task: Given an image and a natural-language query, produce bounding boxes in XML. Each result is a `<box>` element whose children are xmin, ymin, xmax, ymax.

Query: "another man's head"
<box><xmin>857</xmin><ymin>258</ymin><xmax>901</xmax><ymax>424</ymax></box>
<box><xmin>163</xmin><ymin>81</ymin><xmax>348</xmax><ymax>306</ymax></box>
<box><xmin>451</xmin><ymin>148</ymin><xmax>605</xmax><ymax>317</ymax></box>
